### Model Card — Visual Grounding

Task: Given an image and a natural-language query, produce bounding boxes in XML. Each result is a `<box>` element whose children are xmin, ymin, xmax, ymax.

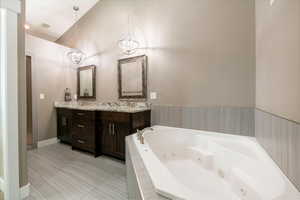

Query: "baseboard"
<box><xmin>20</xmin><ymin>183</ymin><xmax>30</xmax><ymax>199</ymax></box>
<box><xmin>0</xmin><ymin>180</ymin><xmax>30</xmax><ymax>199</ymax></box>
<box><xmin>0</xmin><ymin>177</ymin><xmax>3</xmax><ymax>192</ymax></box>
<box><xmin>37</xmin><ymin>137</ymin><xmax>58</xmax><ymax>148</ymax></box>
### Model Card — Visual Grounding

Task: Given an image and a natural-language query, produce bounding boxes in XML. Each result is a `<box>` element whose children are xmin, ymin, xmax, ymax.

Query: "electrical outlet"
<box><xmin>40</xmin><ymin>93</ymin><xmax>45</xmax><ymax>100</ymax></box>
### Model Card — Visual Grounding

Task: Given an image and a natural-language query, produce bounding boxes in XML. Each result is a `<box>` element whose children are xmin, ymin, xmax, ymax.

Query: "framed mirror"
<box><xmin>118</xmin><ymin>55</ymin><xmax>147</xmax><ymax>99</ymax></box>
<box><xmin>77</xmin><ymin>65</ymin><xmax>96</xmax><ymax>99</ymax></box>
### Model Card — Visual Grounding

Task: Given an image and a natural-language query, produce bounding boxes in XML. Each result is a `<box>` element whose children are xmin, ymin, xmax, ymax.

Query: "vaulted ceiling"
<box><xmin>26</xmin><ymin>0</ymin><xmax>99</xmax><ymax>41</ymax></box>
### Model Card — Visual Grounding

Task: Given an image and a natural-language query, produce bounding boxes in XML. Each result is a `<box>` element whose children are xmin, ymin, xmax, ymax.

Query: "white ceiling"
<box><xmin>26</xmin><ymin>0</ymin><xmax>99</xmax><ymax>42</ymax></box>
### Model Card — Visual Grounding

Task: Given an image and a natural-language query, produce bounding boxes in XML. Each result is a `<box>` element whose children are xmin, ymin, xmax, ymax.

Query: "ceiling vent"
<box><xmin>41</xmin><ymin>23</ymin><xmax>51</xmax><ymax>29</ymax></box>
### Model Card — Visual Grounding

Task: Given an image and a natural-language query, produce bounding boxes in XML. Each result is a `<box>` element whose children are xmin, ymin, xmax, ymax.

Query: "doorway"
<box><xmin>26</xmin><ymin>55</ymin><xmax>34</xmax><ymax>149</ymax></box>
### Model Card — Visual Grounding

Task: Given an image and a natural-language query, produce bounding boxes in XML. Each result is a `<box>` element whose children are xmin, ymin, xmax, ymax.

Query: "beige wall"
<box><xmin>256</xmin><ymin>0</ymin><xmax>300</xmax><ymax>123</ymax></box>
<box><xmin>26</xmin><ymin>34</ymin><xmax>76</xmax><ymax>142</ymax></box>
<box><xmin>57</xmin><ymin>0</ymin><xmax>255</xmax><ymax>108</ymax></box>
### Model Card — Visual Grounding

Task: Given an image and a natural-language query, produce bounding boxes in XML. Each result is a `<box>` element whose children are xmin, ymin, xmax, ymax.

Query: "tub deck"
<box><xmin>127</xmin><ymin>126</ymin><xmax>300</xmax><ymax>200</ymax></box>
<box><xmin>126</xmin><ymin>136</ymin><xmax>168</xmax><ymax>200</ymax></box>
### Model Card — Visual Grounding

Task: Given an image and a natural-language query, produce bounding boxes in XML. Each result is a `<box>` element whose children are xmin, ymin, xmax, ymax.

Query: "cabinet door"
<box><xmin>101</xmin><ymin>121</ymin><xmax>115</xmax><ymax>156</ymax></box>
<box><xmin>57</xmin><ymin>109</ymin><xmax>72</xmax><ymax>144</ymax></box>
<box><xmin>113</xmin><ymin>122</ymin><xmax>129</xmax><ymax>159</ymax></box>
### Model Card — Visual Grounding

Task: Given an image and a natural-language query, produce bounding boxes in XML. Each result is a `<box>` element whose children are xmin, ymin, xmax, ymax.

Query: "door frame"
<box><xmin>26</xmin><ymin>55</ymin><xmax>34</xmax><ymax>149</ymax></box>
<box><xmin>0</xmin><ymin>0</ymin><xmax>21</xmax><ymax>199</ymax></box>
<box><xmin>25</xmin><ymin>52</ymin><xmax>38</xmax><ymax>149</ymax></box>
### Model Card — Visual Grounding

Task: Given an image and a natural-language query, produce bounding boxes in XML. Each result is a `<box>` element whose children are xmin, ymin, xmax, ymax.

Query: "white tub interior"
<box><xmin>133</xmin><ymin>126</ymin><xmax>300</xmax><ymax>200</ymax></box>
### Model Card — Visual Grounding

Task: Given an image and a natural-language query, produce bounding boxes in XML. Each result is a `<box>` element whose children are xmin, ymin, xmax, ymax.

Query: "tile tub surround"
<box><xmin>151</xmin><ymin>105</ymin><xmax>254</xmax><ymax>137</ymax></box>
<box><xmin>255</xmin><ymin>109</ymin><xmax>300</xmax><ymax>191</ymax></box>
<box><xmin>54</xmin><ymin>101</ymin><xmax>151</xmax><ymax>113</ymax></box>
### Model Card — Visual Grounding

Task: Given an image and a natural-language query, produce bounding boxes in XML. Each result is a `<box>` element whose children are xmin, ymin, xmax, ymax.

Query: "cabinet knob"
<box><xmin>77</xmin><ymin>124</ymin><xmax>85</xmax><ymax>128</ymax></box>
<box><xmin>77</xmin><ymin>113</ymin><xmax>85</xmax><ymax>116</ymax></box>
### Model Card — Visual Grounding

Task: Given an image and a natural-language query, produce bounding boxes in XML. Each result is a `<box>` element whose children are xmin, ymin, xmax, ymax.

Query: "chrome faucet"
<box><xmin>137</xmin><ymin>127</ymin><xmax>154</xmax><ymax>144</ymax></box>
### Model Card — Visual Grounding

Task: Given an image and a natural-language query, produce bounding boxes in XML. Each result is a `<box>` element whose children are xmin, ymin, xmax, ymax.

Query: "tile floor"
<box><xmin>25</xmin><ymin>143</ymin><xmax>128</xmax><ymax>200</ymax></box>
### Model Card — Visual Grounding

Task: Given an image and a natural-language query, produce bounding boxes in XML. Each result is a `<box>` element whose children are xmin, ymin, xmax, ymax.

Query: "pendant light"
<box><xmin>118</xmin><ymin>16</ymin><xmax>140</xmax><ymax>55</ymax></box>
<box><xmin>67</xmin><ymin>5</ymin><xmax>86</xmax><ymax>65</ymax></box>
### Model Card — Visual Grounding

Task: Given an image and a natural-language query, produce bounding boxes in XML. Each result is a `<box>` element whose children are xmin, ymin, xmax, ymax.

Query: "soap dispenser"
<box><xmin>64</xmin><ymin>88</ymin><xmax>72</xmax><ymax>102</ymax></box>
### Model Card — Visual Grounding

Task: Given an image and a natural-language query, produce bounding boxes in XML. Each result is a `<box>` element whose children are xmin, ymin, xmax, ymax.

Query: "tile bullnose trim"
<box><xmin>255</xmin><ymin>107</ymin><xmax>300</xmax><ymax>125</ymax></box>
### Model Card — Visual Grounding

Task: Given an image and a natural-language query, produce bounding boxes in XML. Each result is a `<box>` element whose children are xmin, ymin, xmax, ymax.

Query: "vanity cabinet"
<box><xmin>100</xmin><ymin>112</ymin><xmax>131</xmax><ymax>159</ymax></box>
<box><xmin>57</xmin><ymin>108</ymin><xmax>72</xmax><ymax>144</ymax></box>
<box><xmin>101</xmin><ymin>121</ymin><xmax>115</xmax><ymax>156</ymax></box>
<box><xmin>99</xmin><ymin>111</ymin><xmax>151</xmax><ymax>160</ymax></box>
<box><xmin>56</xmin><ymin>108</ymin><xmax>151</xmax><ymax>160</ymax></box>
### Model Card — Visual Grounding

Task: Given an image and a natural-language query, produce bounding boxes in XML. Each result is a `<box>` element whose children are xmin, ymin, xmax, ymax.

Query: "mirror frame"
<box><xmin>118</xmin><ymin>55</ymin><xmax>147</xmax><ymax>99</ymax></box>
<box><xmin>77</xmin><ymin>65</ymin><xmax>96</xmax><ymax>99</ymax></box>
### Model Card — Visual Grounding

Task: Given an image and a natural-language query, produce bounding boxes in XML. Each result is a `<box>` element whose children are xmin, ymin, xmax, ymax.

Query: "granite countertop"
<box><xmin>54</xmin><ymin>101</ymin><xmax>151</xmax><ymax>113</ymax></box>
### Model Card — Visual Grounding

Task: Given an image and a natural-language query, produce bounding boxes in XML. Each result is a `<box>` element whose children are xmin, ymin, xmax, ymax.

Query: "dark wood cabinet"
<box><xmin>99</xmin><ymin>111</ymin><xmax>150</xmax><ymax>160</ymax></box>
<box><xmin>56</xmin><ymin>108</ymin><xmax>150</xmax><ymax>160</ymax></box>
<box><xmin>101</xmin><ymin>120</ymin><xmax>115</xmax><ymax>157</ymax></box>
<box><xmin>113</xmin><ymin>122</ymin><xmax>129</xmax><ymax>158</ymax></box>
<box><xmin>100</xmin><ymin>118</ymin><xmax>130</xmax><ymax>159</ymax></box>
<box><xmin>57</xmin><ymin>108</ymin><xmax>72</xmax><ymax>144</ymax></box>
<box><xmin>71</xmin><ymin>110</ymin><xmax>98</xmax><ymax>156</ymax></box>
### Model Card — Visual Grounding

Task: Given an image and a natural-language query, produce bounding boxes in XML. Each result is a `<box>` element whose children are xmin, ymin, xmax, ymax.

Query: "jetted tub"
<box><xmin>133</xmin><ymin>126</ymin><xmax>300</xmax><ymax>200</ymax></box>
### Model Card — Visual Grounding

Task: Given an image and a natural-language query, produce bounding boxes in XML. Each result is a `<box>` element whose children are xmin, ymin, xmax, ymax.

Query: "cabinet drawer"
<box><xmin>72</xmin><ymin>117</ymin><xmax>94</xmax><ymax>128</ymax></box>
<box><xmin>57</xmin><ymin>108</ymin><xmax>72</xmax><ymax>117</ymax></box>
<box><xmin>72</xmin><ymin>135</ymin><xmax>94</xmax><ymax>152</ymax></box>
<box><xmin>72</xmin><ymin>125</ymin><xmax>95</xmax><ymax>138</ymax></box>
<box><xmin>100</xmin><ymin>112</ymin><xmax>130</xmax><ymax>122</ymax></box>
<box><xmin>72</xmin><ymin>110</ymin><xmax>95</xmax><ymax>121</ymax></box>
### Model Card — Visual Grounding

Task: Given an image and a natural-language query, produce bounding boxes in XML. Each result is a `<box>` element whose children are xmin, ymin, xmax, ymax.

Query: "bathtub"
<box><xmin>132</xmin><ymin>126</ymin><xmax>300</xmax><ymax>200</ymax></box>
